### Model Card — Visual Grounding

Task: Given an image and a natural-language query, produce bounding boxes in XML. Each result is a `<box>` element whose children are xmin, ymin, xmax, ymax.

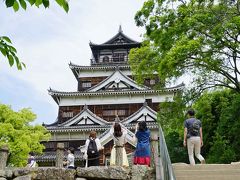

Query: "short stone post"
<box><xmin>0</xmin><ymin>145</ymin><xmax>9</xmax><ymax>169</ymax></box>
<box><xmin>56</xmin><ymin>143</ymin><xmax>64</xmax><ymax>168</ymax></box>
<box><xmin>115</xmin><ymin>146</ymin><xmax>123</xmax><ymax>166</ymax></box>
<box><xmin>151</xmin><ymin>134</ymin><xmax>161</xmax><ymax>180</ymax></box>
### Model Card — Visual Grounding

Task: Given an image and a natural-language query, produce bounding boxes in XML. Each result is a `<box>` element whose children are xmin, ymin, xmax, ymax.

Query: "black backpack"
<box><xmin>87</xmin><ymin>139</ymin><xmax>98</xmax><ymax>157</ymax></box>
<box><xmin>190</xmin><ymin>119</ymin><xmax>200</xmax><ymax>136</ymax></box>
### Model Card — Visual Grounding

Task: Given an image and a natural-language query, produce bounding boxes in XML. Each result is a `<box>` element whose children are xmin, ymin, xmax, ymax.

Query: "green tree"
<box><xmin>130</xmin><ymin>0</ymin><xmax>240</xmax><ymax>93</ymax></box>
<box><xmin>158</xmin><ymin>94</ymin><xmax>186</xmax><ymax>134</ymax></box>
<box><xmin>158</xmin><ymin>94</ymin><xmax>189</xmax><ymax>163</ymax></box>
<box><xmin>165</xmin><ymin>131</ymin><xmax>188</xmax><ymax>163</ymax></box>
<box><xmin>1</xmin><ymin>0</ymin><xmax>69</xmax><ymax>70</ymax></box>
<box><xmin>194</xmin><ymin>90</ymin><xmax>240</xmax><ymax>163</ymax></box>
<box><xmin>0</xmin><ymin>104</ymin><xmax>50</xmax><ymax>167</ymax></box>
<box><xmin>158</xmin><ymin>89</ymin><xmax>240</xmax><ymax>163</ymax></box>
<box><xmin>207</xmin><ymin>133</ymin><xmax>236</xmax><ymax>163</ymax></box>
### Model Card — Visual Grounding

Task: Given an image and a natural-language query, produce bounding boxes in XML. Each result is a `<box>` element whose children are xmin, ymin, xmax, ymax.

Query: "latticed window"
<box><xmin>103</xmin><ymin>110</ymin><xmax>116</xmax><ymax>116</ymax></box>
<box><xmin>150</xmin><ymin>79</ymin><xmax>155</xmax><ymax>85</ymax></box>
<box><xmin>62</xmin><ymin>112</ymin><xmax>74</xmax><ymax>118</ymax></box>
<box><xmin>43</xmin><ymin>142</ymin><xmax>55</xmax><ymax>149</ymax></box>
<box><xmin>64</xmin><ymin>142</ymin><xmax>69</xmax><ymax>148</ymax></box>
<box><xmin>102</xmin><ymin>109</ymin><xmax>126</xmax><ymax>116</ymax></box>
<box><xmin>82</xmin><ymin>81</ymin><xmax>91</xmax><ymax>88</ymax></box>
<box><xmin>118</xmin><ymin>109</ymin><xmax>126</xmax><ymax>116</ymax></box>
<box><xmin>103</xmin><ymin>56</ymin><xmax>109</xmax><ymax>62</ymax></box>
<box><xmin>112</xmin><ymin>53</ymin><xmax>126</xmax><ymax>62</ymax></box>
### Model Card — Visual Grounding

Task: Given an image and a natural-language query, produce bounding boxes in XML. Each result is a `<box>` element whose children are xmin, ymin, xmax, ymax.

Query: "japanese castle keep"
<box><xmin>39</xmin><ymin>26</ymin><xmax>184</xmax><ymax>166</ymax></box>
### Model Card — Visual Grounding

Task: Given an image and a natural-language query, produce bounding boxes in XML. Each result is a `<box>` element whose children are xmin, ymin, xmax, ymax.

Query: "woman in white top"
<box><xmin>26</xmin><ymin>152</ymin><xmax>36</xmax><ymax>168</ymax></box>
<box><xmin>64</xmin><ymin>147</ymin><xmax>75</xmax><ymax>169</ymax></box>
<box><xmin>84</xmin><ymin>131</ymin><xmax>104</xmax><ymax>167</ymax></box>
<box><xmin>110</xmin><ymin>123</ymin><xmax>129</xmax><ymax>167</ymax></box>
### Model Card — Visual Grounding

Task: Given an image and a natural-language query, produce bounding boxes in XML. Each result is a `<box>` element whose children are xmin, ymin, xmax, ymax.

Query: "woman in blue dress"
<box><xmin>133</xmin><ymin>121</ymin><xmax>151</xmax><ymax>166</ymax></box>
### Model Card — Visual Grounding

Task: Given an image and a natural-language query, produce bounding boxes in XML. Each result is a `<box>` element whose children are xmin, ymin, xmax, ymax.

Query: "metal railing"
<box><xmin>158</xmin><ymin>125</ymin><xmax>176</xmax><ymax>180</ymax></box>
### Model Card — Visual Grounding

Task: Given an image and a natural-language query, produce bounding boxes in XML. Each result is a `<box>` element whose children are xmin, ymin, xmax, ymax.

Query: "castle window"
<box><xmin>64</xmin><ymin>142</ymin><xmax>69</xmax><ymax>148</ymax></box>
<box><xmin>82</xmin><ymin>81</ymin><xmax>91</xmax><ymax>88</ymax></box>
<box><xmin>102</xmin><ymin>109</ymin><xmax>126</xmax><ymax>116</ymax></box>
<box><xmin>118</xmin><ymin>110</ymin><xmax>126</xmax><ymax>116</ymax></box>
<box><xmin>43</xmin><ymin>142</ymin><xmax>55</xmax><ymax>149</ymax></box>
<box><xmin>62</xmin><ymin>112</ymin><xmax>74</xmax><ymax>118</ymax></box>
<box><xmin>103</xmin><ymin>110</ymin><xmax>116</xmax><ymax>116</ymax></box>
<box><xmin>146</xmin><ymin>99</ymin><xmax>152</xmax><ymax>104</ymax></box>
<box><xmin>103</xmin><ymin>56</ymin><xmax>109</xmax><ymax>62</ymax></box>
<box><xmin>150</xmin><ymin>79</ymin><xmax>155</xmax><ymax>85</ymax></box>
<box><xmin>112</xmin><ymin>53</ymin><xmax>126</xmax><ymax>62</ymax></box>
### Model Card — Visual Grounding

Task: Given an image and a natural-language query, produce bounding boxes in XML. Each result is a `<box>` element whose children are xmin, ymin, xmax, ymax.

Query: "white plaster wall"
<box><xmin>50</xmin><ymin>132</ymin><xmax>88</xmax><ymax>141</ymax></box>
<box><xmin>58</xmin><ymin>93</ymin><xmax>174</xmax><ymax>106</ymax></box>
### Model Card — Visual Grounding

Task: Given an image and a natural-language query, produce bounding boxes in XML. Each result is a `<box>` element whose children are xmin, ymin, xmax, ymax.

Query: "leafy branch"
<box><xmin>0</xmin><ymin>36</ymin><xmax>26</xmax><ymax>70</ymax></box>
<box><xmin>2</xmin><ymin>0</ymin><xmax>69</xmax><ymax>69</ymax></box>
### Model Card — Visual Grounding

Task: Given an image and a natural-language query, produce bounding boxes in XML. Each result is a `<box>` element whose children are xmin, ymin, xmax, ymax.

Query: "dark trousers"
<box><xmin>68</xmin><ymin>166</ymin><xmax>75</xmax><ymax>169</ymax></box>
<box><xmin>87</xmin><ymin>156</ymin><xmax>100</xmax><ymax>167</ymax></box>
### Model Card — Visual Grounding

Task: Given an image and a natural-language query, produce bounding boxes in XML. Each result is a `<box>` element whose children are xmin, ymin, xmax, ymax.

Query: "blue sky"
<box><xmin>0</xmin><ymin>0</ymin><xmax>145</xmax><ymax>125</ymax></box>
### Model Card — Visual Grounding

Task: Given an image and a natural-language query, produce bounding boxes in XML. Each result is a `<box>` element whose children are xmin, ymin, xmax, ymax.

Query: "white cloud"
<box><xmin>0</xmin><ymin>0</ymin><xmax>145</xmax><ymax>124</ymax></box>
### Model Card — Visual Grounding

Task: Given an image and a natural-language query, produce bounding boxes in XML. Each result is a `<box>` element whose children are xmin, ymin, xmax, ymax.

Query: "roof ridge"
<box><xmin>90</xmin><ymin>27</ymin><xmax>140</xmax><ymax>46</ymax></box>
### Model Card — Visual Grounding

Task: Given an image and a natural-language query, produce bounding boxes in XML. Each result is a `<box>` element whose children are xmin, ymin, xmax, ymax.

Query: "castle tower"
<box><xmin>38</xmin><ymin>26</ymin><xmax>184</xmax><ymax>166</ymax></box>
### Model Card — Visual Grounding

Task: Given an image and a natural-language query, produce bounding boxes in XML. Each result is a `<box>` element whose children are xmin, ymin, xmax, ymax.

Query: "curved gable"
<box><xmin>59</xmin><ymin>107</ymin><xmax>109</xmax><ymax>127</ymax></box>
<box><xmin>121</xmin><ymin>104</ymin><xmax>157</xmax><ymax>124</ymax></box>
<box><xmin>87</xmin><ymin>69</ymin><xmax>149</xmax><ymax>92</ymax></box>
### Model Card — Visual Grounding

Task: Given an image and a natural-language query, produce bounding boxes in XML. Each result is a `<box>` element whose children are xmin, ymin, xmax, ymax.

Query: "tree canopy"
<box><xmin>1</xmin><ymin>0</ymin><xmax>69</xmax><ymax>70</ymax></box>
<box><xmin>194</xmin><ymin>90</ymin><xmax>240</xmax><ymax>163</ymax></box>
<box><xmin>158</xmin><ymin>94</ymin><xmax>189</xmax><ymax>163</ymax></box>
<box><xmin>130</xmin><ymin>0</ymin><xmax>240</xmax><ymax>164</ymax></box>
<box><xmin>0</xmin><ymin>104</ymin><xmax>50</xmax><ymax>167</ymax></box>
<box><xmin>129</xmin><ymin>0</ymin><xmax>240</xmax><ymax>93</ymax></box>
<box><xmin>158</xmin><ymin>90</ymin><xmax>240</xmax><ymax>163</ymax></box>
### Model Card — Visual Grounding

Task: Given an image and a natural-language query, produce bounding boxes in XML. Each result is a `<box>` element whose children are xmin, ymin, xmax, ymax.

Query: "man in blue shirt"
<box><xmin>184</xmin><ymin>109</ymin><xmax>205</xmax><ymax>165</ymax></box>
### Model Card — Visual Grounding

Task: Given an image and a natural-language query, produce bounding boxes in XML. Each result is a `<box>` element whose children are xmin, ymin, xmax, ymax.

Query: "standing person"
<box><xmin>110</xmin><ymin>123</ymin><xmax>129</xmax><ymax>167</ymax></box>
<box><xmin>133</xmin><ymin>121</ymin><xmax>151</xmax><ymax>167</ymax></box>
<box><xmin>63</xmin><ymin>147</ymin><xmax>75</xmax><ymax>169</ymax></box>
<box><xmin>183</xmin><ymin>109</ymin><xmax>205</xmax><ymax>165</ymax></box>
<box><xmin>26</xmin><ymin>152</ymin><xmax>36</xmax><ymax>167</ymax></box>
<box><xmin>84</xmin><ymin>131</ymin><xmax>104</xmax><ymax>167</ymax></box>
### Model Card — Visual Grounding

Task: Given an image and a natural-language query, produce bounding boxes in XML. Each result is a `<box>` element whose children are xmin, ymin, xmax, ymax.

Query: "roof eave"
<box><xmin>68</xmin><ymin>63</ymin><xmax>131</xmax><ymax>71</ymax></box>
<box><xmin>48</xmin><ymin>89</ymin><xmax>183</xmax><ymax>97</ymax></box>
<box><xmin>89</xmin><ymin>42</ymin><xmax>141</xmax><ymax>50</ymax></box>
<box><xmin>69</xmin><ymin>62</ymin><xmax>79</xmax><ymax>80</ymax></box>
<box><xmin>48</xmin><ymin>89</ymin><xmax>61</xmax><ymax>105</ymax></box>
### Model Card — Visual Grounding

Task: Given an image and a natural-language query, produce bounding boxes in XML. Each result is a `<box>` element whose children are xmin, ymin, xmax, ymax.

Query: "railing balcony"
<box><xmin>91</xmin><ymin>57</ymin><xmax>129</xmax><ymax>65</ymax></box>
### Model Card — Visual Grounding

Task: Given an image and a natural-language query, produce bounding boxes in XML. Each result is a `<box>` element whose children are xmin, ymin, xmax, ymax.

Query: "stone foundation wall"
<box><xmin>0</xmin><ymin>166</ymin><xmax>155</xmax><ymax>180</ymax></box>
